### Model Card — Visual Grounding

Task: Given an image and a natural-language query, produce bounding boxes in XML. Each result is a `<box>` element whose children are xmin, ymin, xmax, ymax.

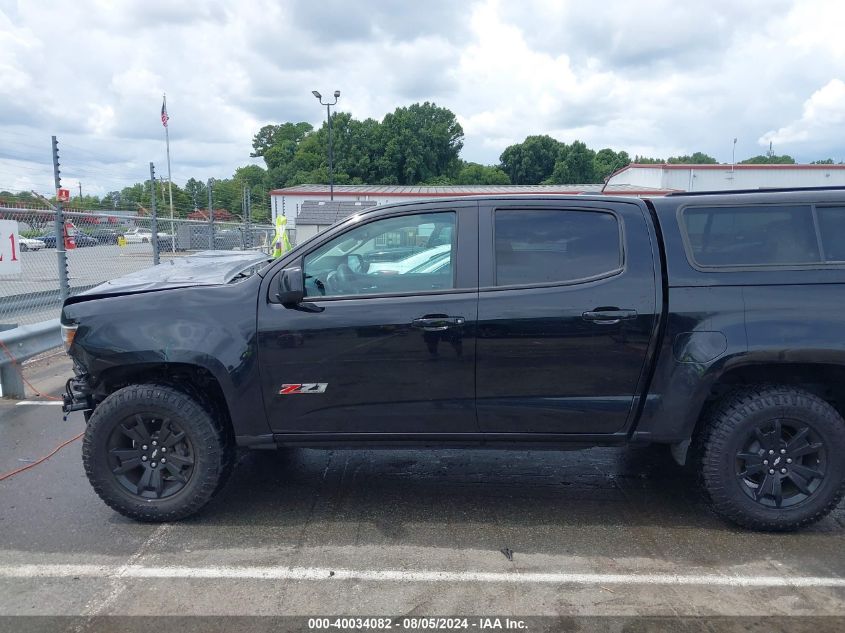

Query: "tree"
<box><xmin>593</xmin><ymin>148</ymin><xmax>631</xmax><ymax>181</ymax></box>
<box><xmin>455</xmin><ymin>162</ymin><xmax>510</xmax><ymax>185</ymax></box>
<box><xmin>184</xmin><ymin>178</ymin><xmax>207</xmax><ymax>210</ymax></box>
<box><xmin>634</xmin><ymin>155</ymin><xmax>664</xmax><ymax>164</ymax></box>
<box><xmin>666</xmin><ymin>152</ymin><xmax>718</xmax><ymax>164</ymax></box>
<box><xmin>379</xmin><ymin>102</ymin><xmax>464</xmax><ymax>184</ymax></box>
<box><xmin>233</xmin><ymin>165</ymin><xmax>266</xmax><ymax>189</ymax></box>
<box><xmin>812</xmin><ymin>158</ymin><xmax>836</xmax><ymax>164</ymax></box>
<box><xmin>633</xmin><ymin>152</ymin><xmax>718</xmax><ymax>165</ymax></box>
<box><xmin>256</xmin><ymin>104</ymin><xmax>463</xmax><ymax>188</ymax></box>
<box><xmin>499</xmin><ymin>135</ymin><xmax>561</xmax><ymax>184</ymax></box>
<box><xmin>740</xmin><ymin>154</ymin><xmax>795</xmax><ymax>164</ymax></box>
<box><xmin>251</xmin><ymin>122</ymin><xmax>313</xmax><ymax>158</ymax></box>
<box><xmin>547</xmin><ymin>141</ymin><xmax>596</xmax><ymax>184</ymax></box>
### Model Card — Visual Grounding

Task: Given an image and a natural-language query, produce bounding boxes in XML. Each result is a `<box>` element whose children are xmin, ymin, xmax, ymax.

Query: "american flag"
<box><xmin>161</xmin><ymin>98</ymin><xmax>169</xmax><ymax>127</ymax></box>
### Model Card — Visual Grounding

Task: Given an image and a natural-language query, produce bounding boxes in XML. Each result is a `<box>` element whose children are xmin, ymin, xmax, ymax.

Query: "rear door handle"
<box><xmin>582</xmin><ymin>309</ymin><xmax>637</xmax><ymax>325</ymax></box>
<box><xmin>411</xmin><ymin>315</ymin><xmax>466</xmax><ymax>331</ymax></box>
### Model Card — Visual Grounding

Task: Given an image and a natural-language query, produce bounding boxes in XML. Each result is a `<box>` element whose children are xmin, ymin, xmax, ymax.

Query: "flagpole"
<box><xmin>163</xmin><ymin>93</ymin><xmax>176</xmax><ymax>254</ymax></box>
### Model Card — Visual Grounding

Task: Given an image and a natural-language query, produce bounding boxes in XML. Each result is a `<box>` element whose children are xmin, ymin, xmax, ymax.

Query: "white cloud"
<box><xmin>760</xmin><ymin>79</ymin><xmax>845</xmax><ymax>146</ymax></box>
<box><xmin>1</xmin><ymin>0</ymin><xmax>845</xmax><ymax>195</ymax></box>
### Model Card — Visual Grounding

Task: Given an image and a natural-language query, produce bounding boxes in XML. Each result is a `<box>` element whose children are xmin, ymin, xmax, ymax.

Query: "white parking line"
<box><xmin>1</xmin><ymin>564</ymin><xmax>845</xmax><ymax>588</ymax></box>
<box><xmin>14</xmin><ymin>401</ymin><xmax>63</xmax><ymax>406</ymax></box>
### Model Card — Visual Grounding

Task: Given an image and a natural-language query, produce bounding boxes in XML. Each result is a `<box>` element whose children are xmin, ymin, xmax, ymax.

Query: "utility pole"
<box><xmin>78</xmin><ymin>182</ymin><xmax>82</xmax><ymax>199</ymax></box>
<box><xmin>207</xmin><ymin>178</ymin><xmax>214</xmax><ymax>250</ymax></box>
<box><xmin>51</xmin><ymin>136</ymin><xmax>69</xmax><ymax>302</ymax></box>
<box><xmin>150</xmin><ymin>163</ymin><xmax>160</xmax><ymax>265</ymax></box>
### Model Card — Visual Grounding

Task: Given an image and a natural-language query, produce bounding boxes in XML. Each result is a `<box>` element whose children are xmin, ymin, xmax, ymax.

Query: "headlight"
<box><xmin>61</xmin><ymin>323</ymin><xmax>78</xmax><ymax>353</ymax></box>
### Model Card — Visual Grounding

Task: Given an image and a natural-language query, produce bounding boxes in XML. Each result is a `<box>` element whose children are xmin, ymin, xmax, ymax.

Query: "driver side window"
<box><xmin>303</xmin><ymin>212</ymin><xmax>456</xmax><ymax>298</ymax></box>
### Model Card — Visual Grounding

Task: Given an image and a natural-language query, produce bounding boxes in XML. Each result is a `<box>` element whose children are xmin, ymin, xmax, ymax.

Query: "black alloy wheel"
<box><xmin>735</xmin><ymin>418</ymin><xmax>826</xmax><ymax>509</ymax></box>
<box><xmin>107</xmin><ymin>414</ymin><xmax>196</xmax><ymax>499</ymax></box>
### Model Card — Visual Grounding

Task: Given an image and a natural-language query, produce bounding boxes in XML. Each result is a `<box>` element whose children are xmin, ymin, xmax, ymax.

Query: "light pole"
<box><xmin>312</xmin><ymin>89</ymin><xmax>341</xmax><ymax>200</ymax></box>
<box><xmin>732</xmin><ymin>137</ymin><xmax>737</xmax><ymax>172</ymax></box>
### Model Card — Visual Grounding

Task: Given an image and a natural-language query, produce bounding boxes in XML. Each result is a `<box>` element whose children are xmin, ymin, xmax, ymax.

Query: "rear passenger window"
<box><xmin>817</xmin><ymin>207</ymin><xmax>845</xmax><ymax>262</ymax></box>
<box><xmin>682</xmin><ymin>206</ymin><xmax>821</xmax><ymax>267</ymax></box>
<box><xmin>494</xmin><ymin>209</ymin><xmax>622</xmax><ymax>286</ymax></box>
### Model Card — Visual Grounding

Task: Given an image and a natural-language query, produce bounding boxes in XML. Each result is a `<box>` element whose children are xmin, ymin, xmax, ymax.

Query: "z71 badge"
<box><xmin>278</xmin><ymin>383</ymin><xmax>328</xmax><ymax>394</ymax></box>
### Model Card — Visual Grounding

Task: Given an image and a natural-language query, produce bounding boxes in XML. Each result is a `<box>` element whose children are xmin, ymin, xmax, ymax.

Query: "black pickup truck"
<box><xmin>62</xmin><ymin>189</ymin><xmax>845</xmax><ymax>531</ymax></box>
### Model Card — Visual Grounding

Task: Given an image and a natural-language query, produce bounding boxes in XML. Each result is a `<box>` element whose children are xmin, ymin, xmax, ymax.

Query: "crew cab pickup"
<box><xmin>62</xmin><ymin>189</ymin><xmax>845</xmax><ymax>530</ymax></box>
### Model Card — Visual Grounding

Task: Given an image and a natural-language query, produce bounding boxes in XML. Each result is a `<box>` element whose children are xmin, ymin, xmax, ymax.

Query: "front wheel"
<box><xmin>82</xmin><ymin>384</ymin><xmax>232</xmax><ymax>522</ymax></box>
<box><xmin>700</xmin><ymin>385</ymin><xmax>845</xmax><ymax>531</ymax></box>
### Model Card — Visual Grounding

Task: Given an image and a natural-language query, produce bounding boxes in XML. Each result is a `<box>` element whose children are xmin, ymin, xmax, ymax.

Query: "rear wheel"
<box><xmin>83</xmin><ymin>384</ymin><xmax>232</xmax><ymax>522</ymax></box>
<box><xmin>20</xmin><ymin>242</ymin><xmax>28</xmax><ymax>252</ymax></box>
<box><xmin>700</xmin><ymin>385</ymin><xmax>845</xmax><ymax>531</ymax></box>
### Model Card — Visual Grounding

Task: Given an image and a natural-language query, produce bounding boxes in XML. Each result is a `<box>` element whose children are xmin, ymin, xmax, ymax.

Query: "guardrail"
<box><xmin>0</xmin><ymin>319</ymin><xmax>62</xmax><ymax>399</ymax></box>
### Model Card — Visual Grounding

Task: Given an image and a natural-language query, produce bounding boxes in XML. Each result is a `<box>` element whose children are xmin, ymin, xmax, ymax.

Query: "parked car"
<box><xmin>62</xmin><ymin>188</ymin><xmax>845</xmax><ymax>531</ymax></box>
<box><xmin>37</xmin><ymin>233</ymin><xmax>98</xmax><ymax>248</ymax></box>
<box><xmin>123</xmin><ymin>227</ymin><xmax>170</xmax><ymax>244</ymax></box>
<box><xmin>18</xmin><ymin>236</ymin><xmax>46</xmax><ymax>251</ymax></box>
<box><xmin>87</xmin><ymin>228</ymin><xmax>122</xmax><ymax>244</ymax></box>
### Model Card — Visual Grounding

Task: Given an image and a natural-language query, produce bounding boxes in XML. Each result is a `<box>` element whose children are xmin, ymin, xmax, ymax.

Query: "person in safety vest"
<box><xmin>271</xmin><ymin>215</ymin><xmax>291</xmax><ymax>257</ymax></box>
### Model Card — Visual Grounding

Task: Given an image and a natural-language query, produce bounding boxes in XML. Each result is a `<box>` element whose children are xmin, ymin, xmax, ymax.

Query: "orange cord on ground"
<box><xmin>0</xmin><ymin>431</ymin><xmax>83</xmax><ymax>482</ymax></box>
<box><xmin>0</xmin><ymin>335</ymin><xmax>82</xmax><ymax>482</ymax></box>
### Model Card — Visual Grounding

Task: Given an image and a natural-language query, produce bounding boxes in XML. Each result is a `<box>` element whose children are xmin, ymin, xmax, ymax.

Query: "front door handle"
<box><xmin>411</xmin><ymin>315</ymin><xmax>466</xmax><ymax>331</ymax></box>
<box><xmin>582</xmin><ymin>309</ymin><xmax>637</xmax><ymax>325</ymax></box>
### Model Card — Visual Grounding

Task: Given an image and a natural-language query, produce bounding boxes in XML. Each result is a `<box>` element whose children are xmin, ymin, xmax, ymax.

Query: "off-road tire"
<box><xmin>700</xmin><ymin>385</ymin><xmax>845</xmax><ymax>531</ymax></box>
<box><xmin>82</xmin><ymin>384</ymin><xmax>231</xmax><ymax>522</ymax></box>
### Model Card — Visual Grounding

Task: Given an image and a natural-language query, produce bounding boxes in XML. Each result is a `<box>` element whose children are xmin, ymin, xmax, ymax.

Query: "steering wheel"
<box><xmin>326</xmin><ymin>263</ymin><xmax>355</xmax><ymax>294</ymax></box>
<box><xmin>336</xmin><ymin>263</ymin><xmax>353</xmax><ymax>285</ymax></box>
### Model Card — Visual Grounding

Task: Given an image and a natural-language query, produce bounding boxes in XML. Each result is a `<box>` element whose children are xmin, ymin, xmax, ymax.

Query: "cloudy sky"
<box><xmin>1</xmin><ymin>0</ymin><xmax>844</xmax><ymax>196</ymax></box>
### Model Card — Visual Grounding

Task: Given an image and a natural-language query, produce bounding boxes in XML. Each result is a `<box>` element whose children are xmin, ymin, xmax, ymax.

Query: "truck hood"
<box><xmin>77</xmin><ymin>250</ymin><xmax>272</xmax><ymax>297</ymax></box>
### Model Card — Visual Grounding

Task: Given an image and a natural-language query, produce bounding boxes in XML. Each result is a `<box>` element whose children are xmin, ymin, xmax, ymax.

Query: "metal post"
<box><xmin>243</xmin><ymin>186</ymin><xmax>252</xmax><ymax>250</ymax></box>
<box><xmin>163</xmin><ymin>94</ymin><xmax>176</xmax><ymax>255</ymax></box>
<box><xmin>51</xmin><ymin>136</ymin><xmax>69</xmax><ymax>302</ymax></box>
<box><xmin>327</xmin><ymin>103</ymin><xmax>334</xmax><ymax>201</ymax></box>
<box><xmin>150</xmin><ymin>162</ymin><xmax>159</xmax><ymax>265</ymax></box>
<box><xmin>207</xmin><ymin>179</ymin><xmax>214</xmax><ymax>250</ymax></box>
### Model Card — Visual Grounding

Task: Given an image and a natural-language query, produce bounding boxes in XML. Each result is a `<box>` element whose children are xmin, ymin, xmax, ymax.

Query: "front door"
<box><xmin>258</xmin><ymin>202</ymin><xmax>479</xmax><ymax>435</ymax></box>
<box><xmin>475</xmin><ymin>200</ymin><xmax>658</xmax><ymax>435</ymax></box>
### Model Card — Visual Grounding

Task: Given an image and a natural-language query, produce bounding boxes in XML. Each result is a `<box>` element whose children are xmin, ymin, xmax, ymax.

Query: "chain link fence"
<box><xmin>1</xmin><ymin>206</ymin><xmax>275</xmax><ymax>329</ymax></box>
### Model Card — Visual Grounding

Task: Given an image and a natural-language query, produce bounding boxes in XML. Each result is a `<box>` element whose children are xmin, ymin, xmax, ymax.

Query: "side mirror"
<box><xmin>276</xmin><ymin>266</ymin><xmax>304</xmax><ymax>306</ymax></box>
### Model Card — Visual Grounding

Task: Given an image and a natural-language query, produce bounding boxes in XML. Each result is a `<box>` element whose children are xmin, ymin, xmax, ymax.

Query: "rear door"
<box><xmin>257</xmin><ymin>201</ymin><xmax>479</xmax><ymax>436</ymax></box>
<box><xmin>476</xmin><ymin>199</ymin><xmax>658</xmax><ymax>435</ymax></box>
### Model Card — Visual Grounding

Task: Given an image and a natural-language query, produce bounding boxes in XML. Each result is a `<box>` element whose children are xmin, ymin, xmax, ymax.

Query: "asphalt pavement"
<box><xmin>1</xmin><ymin>355</ymin><xmax>845</xmax><ymax>631</ymax></box>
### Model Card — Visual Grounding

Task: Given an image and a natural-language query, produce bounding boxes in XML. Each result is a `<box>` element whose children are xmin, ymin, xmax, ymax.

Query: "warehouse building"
<box><xmin>606</xmin><ymin>163</ymin><xmax>845</xmax><ymax>192</ymax></box>
<box><xmin>269</xmin><ymin>183</ymin><xmax>673</xmax><ymax>231</ymax></box>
